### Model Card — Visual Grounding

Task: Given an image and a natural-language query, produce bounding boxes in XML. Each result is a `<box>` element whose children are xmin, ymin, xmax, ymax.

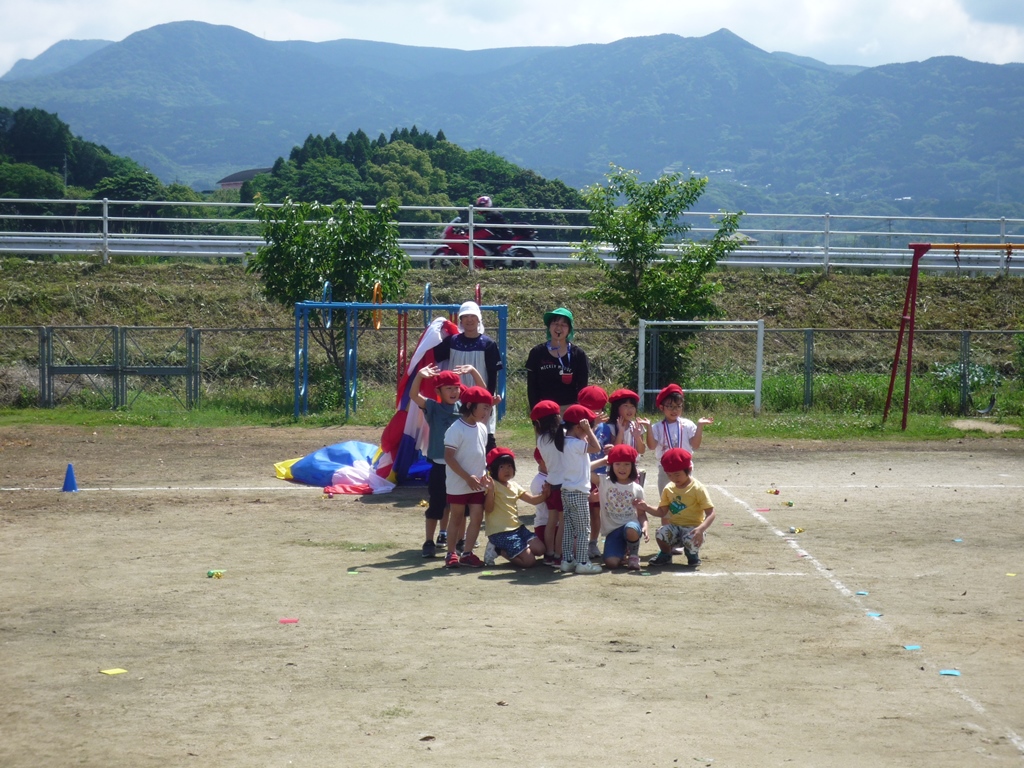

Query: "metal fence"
<box><xmin>1</xmin><ymin>323</ymin><xmax>1020</xmax><ymax>417</ymax></box>
<box><xmin>1</xmin><ymin>198</ymin><xmax>1023</xmax><ymax>274</ymax></box>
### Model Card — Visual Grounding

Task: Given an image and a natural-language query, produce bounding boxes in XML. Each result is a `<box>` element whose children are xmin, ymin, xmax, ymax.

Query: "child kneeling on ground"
<box><xmin>482</xmin><ymin>448</ymin><xmax>549</xmax><ymax>567</ymax></box>
<box><xmin>634</xmin><ymin>448</ymin><xmax>715</xmax><ymax>567</ymax></box>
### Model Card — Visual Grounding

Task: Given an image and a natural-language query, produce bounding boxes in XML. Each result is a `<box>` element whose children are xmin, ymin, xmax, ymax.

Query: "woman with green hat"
<box><xmin>525</xmin><ymin>307</ymin><xmax>590</xmax><ymax>410</ymax></box>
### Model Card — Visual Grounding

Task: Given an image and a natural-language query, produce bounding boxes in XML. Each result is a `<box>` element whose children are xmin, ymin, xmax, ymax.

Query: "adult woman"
<box><xmin>525</xmin><ymin>307</ymin><xmax>590</xmax><ymax>411</ymax></box>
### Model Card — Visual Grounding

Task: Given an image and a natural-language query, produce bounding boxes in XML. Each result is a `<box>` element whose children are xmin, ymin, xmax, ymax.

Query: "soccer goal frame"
<box><xmin>637</xmin><ymin>319</ymin><xmax>765</xmax><ymax>415</ymax></box>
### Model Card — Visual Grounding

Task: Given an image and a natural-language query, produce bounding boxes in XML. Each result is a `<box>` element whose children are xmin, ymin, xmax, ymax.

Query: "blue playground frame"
<box><xmin>293</xmin><ymin>295</ymin><xmax>508</xmax><ymax>419</ymax></box>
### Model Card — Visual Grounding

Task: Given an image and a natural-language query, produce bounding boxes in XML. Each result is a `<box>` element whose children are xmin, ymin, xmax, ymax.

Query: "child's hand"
<box><xmin>468</xmin><ymin>474</ymin><xmax>485</xmax><ymax>492</ymax></box>
<box><xmin>636</xmin><ymin>417</ymin><xmax>651</xmax><ymax>429</ymax></box>
<box><xmin>692</xmin><ymin>528</ymin><xmax>706</xmax><ymax>547</ymax></box>
<box><xmin>492</xmin><ymin>394</ymin><xmax>503</xmax><ymax>405</ymax></box>
<box><xmin>698</xmin><ymin>416</ymin><xmax>714</xmax><ymax>426</ymax></box>
<box><xmin>592</xmin><ymin>412</ymin><xmax>608</xmax><ymax>424</ymax></box>
<box><xmin>602</xmin><ymin>444</ymin><xmax>613</xmax><ymax>456</ymax></box>
<box><xmin>452</xmin><ymin>364</ymin><xmax>473</xmax><ymax>376</ymax></box>
<box><xmin>577</xmin><ymin>418</ymin><xmax>590</xmax><ymax>430</ymax></box>
<box><xmin>421</xmin><ymin>364</ymin><xmax>441</xmax><ymax>378</ymax></box>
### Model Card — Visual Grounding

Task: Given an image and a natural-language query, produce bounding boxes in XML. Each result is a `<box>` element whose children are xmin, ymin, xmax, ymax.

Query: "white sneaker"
<box><xmin>559</xmin><ymin>559</ymin><xmax>577</xmax><ymax>573</ymax></box>
<box><xmin>483</xmin><ymin>541</ymin><xmax>497</xmax><ymax>567</ymax></box>
<box><xmin>575</xmin><ymin>562</ymin><xmax>602</xmax><ymax>574</ymax></box>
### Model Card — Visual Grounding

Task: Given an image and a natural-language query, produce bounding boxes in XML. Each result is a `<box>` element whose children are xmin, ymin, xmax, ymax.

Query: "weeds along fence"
<box><xmin>0</xmin><ymin>324</ymin><xmax>1021</xmax><ymax>419</ymax></box>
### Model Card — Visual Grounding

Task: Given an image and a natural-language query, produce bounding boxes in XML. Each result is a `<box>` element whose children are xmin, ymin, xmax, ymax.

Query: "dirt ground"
<box><xmin>1</xmin><ymin>424</ymin><xmax>1023</xmax><ymax>767</ymax></box>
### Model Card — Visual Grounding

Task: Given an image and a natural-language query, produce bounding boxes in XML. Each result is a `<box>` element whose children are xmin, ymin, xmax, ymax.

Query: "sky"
<box><xmin>2</xmin><ymin>0</ymin><xmax>1024</xmax><ymax>77</ymax></box>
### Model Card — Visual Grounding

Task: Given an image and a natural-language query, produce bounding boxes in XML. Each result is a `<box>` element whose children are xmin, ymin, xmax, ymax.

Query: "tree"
<box><xmin>578</xmin><ymin>165</ymin><xmax>743</xmax><ymax>387</ymax></box>
<box><xmin>247</xmin><ymin>196</ymin><xmax>409</xmax><ymax>404</ymax></box>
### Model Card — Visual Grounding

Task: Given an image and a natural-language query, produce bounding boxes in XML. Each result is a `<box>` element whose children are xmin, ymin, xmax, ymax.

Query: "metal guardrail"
<box><xmin>1</xmin><ymin>198</ymin><xmax>1022</xmax><ymax>274</ymax></box>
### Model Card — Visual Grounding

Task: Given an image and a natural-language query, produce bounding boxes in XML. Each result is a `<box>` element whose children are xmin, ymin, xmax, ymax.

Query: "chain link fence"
<box><xmin>1</xmin><ymin>323</ymin><xmax>1021</xmax><ymax>419</ymax></box>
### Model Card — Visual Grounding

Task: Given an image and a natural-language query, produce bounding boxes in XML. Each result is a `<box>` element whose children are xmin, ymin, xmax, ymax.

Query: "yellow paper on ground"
<box><xmin>100</xmin><ymin>668</ymin><xmax>127</xmax><ymax>675</ymax></box>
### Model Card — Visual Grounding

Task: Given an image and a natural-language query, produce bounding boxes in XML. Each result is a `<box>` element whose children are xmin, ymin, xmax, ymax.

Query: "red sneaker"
<box><xmin>445</xmin><ymin>552</ymin><xmax>460</xmax><ymax>568</ymax></box>
<box><xmin>459</xmin><ymin>552</ymin><xmax>484</xmax><ymax>568</ymax></box>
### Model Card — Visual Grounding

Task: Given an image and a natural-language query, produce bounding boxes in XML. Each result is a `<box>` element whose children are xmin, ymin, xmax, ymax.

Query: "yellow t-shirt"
<box><xmin>485</xmin><ymin>479</ymin><xmax>528</xmax><ymax>537</ymax></box>
<box><xmin>659</xmin><ymin>477</ymin><xmax>713</xmax><ymax>527</ymax></box>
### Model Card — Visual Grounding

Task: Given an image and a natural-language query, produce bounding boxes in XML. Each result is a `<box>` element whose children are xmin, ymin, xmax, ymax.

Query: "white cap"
<box><xmin>457</xmin><ymin>301</ymin><xmax>484</xmax><ymax>334</ymax></box>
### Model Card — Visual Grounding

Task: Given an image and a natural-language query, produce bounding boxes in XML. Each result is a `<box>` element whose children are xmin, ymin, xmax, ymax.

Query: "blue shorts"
<box><xmin>488</xmin><ymin>525</ymin><xmax>536</xmax><ymax>560</ymax></box>
<box><xmin>603</xmin><ymin>521</ymin><xmax>642</xmax><ymax>560</ymax></box>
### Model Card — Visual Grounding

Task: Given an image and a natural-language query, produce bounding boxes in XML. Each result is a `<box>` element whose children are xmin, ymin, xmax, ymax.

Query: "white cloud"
<box><xmin>1</xmin><ymin>0</ymin><xmax>1022</xmax><ymax>78</ymax></box>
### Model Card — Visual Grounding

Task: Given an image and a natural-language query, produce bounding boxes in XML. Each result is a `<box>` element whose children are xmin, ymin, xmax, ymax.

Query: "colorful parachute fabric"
<box><xmin>373</xmin><ymin>316</ymin><xmax>459</xmax><ymax>484</ymax></box>
<box><xmin>275</xmin><ymin>441</ymin><xmax>395</xmax><ymax>495</ymax></box>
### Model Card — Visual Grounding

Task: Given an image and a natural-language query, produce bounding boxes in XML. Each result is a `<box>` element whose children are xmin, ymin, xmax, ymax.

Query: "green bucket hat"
<box><xmin>543</xmin><ymin>307</ymin><xmax>575</xmax><ymax>342</ymax></box>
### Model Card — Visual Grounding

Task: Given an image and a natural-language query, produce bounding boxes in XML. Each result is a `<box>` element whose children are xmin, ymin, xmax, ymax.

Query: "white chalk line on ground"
<box><xmin>712</xmin><ymin>484</ymin><xmax>1024</xmax><ymax>756</ymax></box>
<box><xmin>1</xmin><ymin>485</ymin><xmax>316</xmax><ymax>492</ymax></box>
<box><xmin>673</xmin><ymin>571</ymin><xmax>806</xmax><ymax>577</ymax></box>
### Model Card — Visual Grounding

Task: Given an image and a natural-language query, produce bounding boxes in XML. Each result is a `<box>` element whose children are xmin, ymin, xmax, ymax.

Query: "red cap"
<box><xmin>433</xmin><ymin>370</ymin><xmax>461</xmax><ymax>388</ymax></box>
<box><xmin>530</xmin><ymin>400</ymin><xmax>560</xmax><ymax>420</ymax></box>
<box><xmin>606</xmin><ymin>444</ymin><xmax>639</xmax><ymax>464</ymax></box>
<box><xmin>661</xmin><ymin>447</ymin><xmax>693</xmax><ymax>474</ymax></box>
<box><xmin>610</xmin><ymin>388</ymin><xmax>640</xmax><ymax>404</ymax></box>
<box><xmin>562</xmin><ymin>404</ymin><xmax>597</xmax><ymax>425</ymax></box>
<box><xmin>461</xmin><ymin>386</ymin><xmax>494</xmax><ymax>405</ymax></box>
<box><xmin>577</xmin><ymin>385</ymin><xmax>608</xmax><ymax>411</ymax></box>
<box><xmin>655</xmin><ymin>383</ymin><xmax>684</xmax><ymax>407</ymax></box>
<box><xmin>486</xmin><ymin>447</ymin><xmax>515</xmax><ymax>467</ymax></box>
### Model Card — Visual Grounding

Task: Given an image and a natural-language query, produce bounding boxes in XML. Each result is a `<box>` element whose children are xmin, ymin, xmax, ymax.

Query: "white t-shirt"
<box><xmin>536</xmin><ymin>435</ymin><xmax>566</xmax><ymax>486</ymax></box>
<box><xmin>560</xmin><ymin>435</ymin><xmax>592</xmax><ymax>494</ymax></box>
<box><xmin>599</xmin><ymin>476</ymin><xmax>645</xmax><ymax>535</ymax></box>
<box><xmin>530</xmin><ymin>471</ymin><xmax>550</xmax><ymax>526</ymax></box>
<box><xmin>443</xmin><ymin>418</ymin><xmax>487</xmax><ymax>495</ymax></box>
<box><xmin>651</xmin><ymin>418</ymin><xmax>697</xmax><ymax>459</ymax></box>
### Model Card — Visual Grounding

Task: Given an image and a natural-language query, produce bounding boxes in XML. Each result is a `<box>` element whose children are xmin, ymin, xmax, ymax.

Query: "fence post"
<box><xmin>187</xmin><ymin>327</ymin><xmax>199</xmax><ymax>409</ymax></box>
<box><xmin>102</xmin><ymin>198</ymin><xmax>110</xmax><ymax>265</ymax></box>
<box><xmin>823</xmin><ymin>213</ymin><xmax>830</xmax><ymax>275</ymax></box>
<box><xmin>754</xmin><ymin>320</ymin><xmax>764</xmax><ymax>416</ymax></box>
<box><xmin>39</xmin><ymin>326</ymin><xmax>50</xmax><ymax>407</ymax></box>
<box><xmin>959</xmin><ymin>330</ymin><xmax>970</xmax><ymax>416</ymax></box>
<box><xmin>467</xmin><ymin>206</ymin><xmax>476</xmax><ymax>273</ymax></box>
<box><xmin>803</xmin><ymin>328</ymin><xmax>814</xmax><ymax>408</ymax></box>
<box><xmin>637</xmin><ymin>320</ymin><xmax>647</xmax><ymax>411</ymax></box>
<box><xmin>113</xmin><ymin>326</ymin><xmax>124</xmax><ymax>408</ymax></box>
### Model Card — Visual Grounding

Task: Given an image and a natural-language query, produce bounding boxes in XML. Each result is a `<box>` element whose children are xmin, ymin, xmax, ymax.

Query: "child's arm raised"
<box><xmin>410</xmin><ymin>364</ymin><xmax>444</xmax><ymax>409</ymax></box>
<box><xmin>577</xmin><ymin>418</ymin><xmax>601</xmax><ymax>454</ymax></box>
<box><xmin>690</xmin><ymin>416</ymin><xmax>714</xmax><ymax>450</ymax></box>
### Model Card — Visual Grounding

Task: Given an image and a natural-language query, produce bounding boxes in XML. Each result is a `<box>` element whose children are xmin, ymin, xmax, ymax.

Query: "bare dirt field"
<box><xmin>1</xmin><ymin>425</ymin><xmax>1023</xmax><ymax>767</ymax></box>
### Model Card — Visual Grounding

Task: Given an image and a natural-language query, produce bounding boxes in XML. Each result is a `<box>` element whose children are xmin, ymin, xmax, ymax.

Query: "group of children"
<box><xmin>410</xmin><ymin>318</ymin><xmax>718</xmax><ymax>572</ymax></box>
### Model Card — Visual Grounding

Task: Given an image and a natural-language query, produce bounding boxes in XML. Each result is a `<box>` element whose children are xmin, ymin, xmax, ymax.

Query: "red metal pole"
<box><xmin>885</xmin><ymin>244</ymin><xmax>930</xmax><ymax>429</ymax></box>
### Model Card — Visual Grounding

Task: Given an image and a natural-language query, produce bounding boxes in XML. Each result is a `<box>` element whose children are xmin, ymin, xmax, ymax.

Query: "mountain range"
<box><xmin>1</xmin><ymin>21</ymin><xmax>1022</xmax><ymax>215</ymax></box>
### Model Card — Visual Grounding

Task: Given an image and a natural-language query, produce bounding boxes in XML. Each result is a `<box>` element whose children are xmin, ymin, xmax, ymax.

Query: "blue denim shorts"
<box><xmin>603</xmin><ymin>521</ymin><xmax>642</xmax><ymax>560</ymax></box>
<box><xmin>488</xmin><ymin>525</ymin><xmax>536</xmax><ymax>560</ymax></box>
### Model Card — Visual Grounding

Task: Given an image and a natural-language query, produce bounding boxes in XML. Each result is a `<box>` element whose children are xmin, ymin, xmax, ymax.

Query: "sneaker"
<box><xmin>422</xmin><ymin>540</ymin><xmax>436</xmax><ymax>558</ymax></box>
<box><xmin>627</xmin><ymin>555</ymin><xmax>641</xmax><ymax>570</ymax></box>
<box><xmin>484</xmin><ymin>541</ymin><xmax>497</xmax><ymax>567</ymax></box>
<box><xmin>686</xmin><ymin>551</ymin><xmax>701</xmax><ymax>567</ymax></box>
<box><xmin>445</xmin><ymin>552</ymin><xmax>460</xmax><ymax>569</ymax></box>
<box><xmin>559</xmin><ymin>559</ymin><xmax>576</xmax><ymax>573</ymax></box>
<box><xmin>460</xmin><ymin>552</ymin><xmax>484</xmax><ymax>568</ymax></box>
<box><xmin>588</xmin><ymin>541</ymin><xmax>601</xmax><ymax>560</ymax></box>
<box><xmin>436</xmin><ymin>531</ymin><xmax>448</xmax><ymax>547</ymax></box>
<box><xmin>543</xmin><ymin>554</ymin><xmax>556</xmax><ymax>565</ymax></box>
<box><xmin>649</xmin><ymin>551</ymin><xmax>673</xmax><ymax>566</ymax></box>
<box><xmin>575</xmin><ymin>561</ymin><xmax>602</xmax><ymax>574</ymax></box>
<box><xmin>455</xmin><ymin>538</ymin><xmax>465</xmax><ymax>554</ymax></box>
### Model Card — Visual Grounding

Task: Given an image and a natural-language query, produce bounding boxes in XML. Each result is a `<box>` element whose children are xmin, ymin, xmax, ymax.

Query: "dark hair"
<box><xmin>532</xmin><ymin>413</ymin><xmax>565</xmax><ymax>452</ymax></box>
<box><xmin>609</xmin><ymin>395</ymin><xmax>639</xmax><ymax>424</ymax></box>
<box><xmin>659</xmin><ymin>392</ymin><xmax>684</xmax><ymax>407</ymax></box>
<box><xmin>459</xmin><ymin>401</ymin><xmax>488</xmax><ymax>417</ymax></box>
<box><xmin>609</xmin><ymin>459</ymin><xmax>639</xmax><ymax>483</ymax></box>
<box><xmin>488</xmin><ymin>456</ymin><xmax>516</xmax><ymax>480</ymax></box>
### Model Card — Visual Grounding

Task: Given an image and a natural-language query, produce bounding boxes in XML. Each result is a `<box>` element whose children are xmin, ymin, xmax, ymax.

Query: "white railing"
<box><xmin>1</xmin><ymin>199</ymin><xmax>1022</xmax><ymax>274</ymax></box>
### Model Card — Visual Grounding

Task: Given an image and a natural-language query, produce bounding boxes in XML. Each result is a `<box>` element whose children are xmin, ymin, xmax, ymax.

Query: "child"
<box><xmin>531</xmin><ymin>400</ymin><xmax>566</xmax><ymax>565</ymax></box>
<box><xmin>442</xmin><ymin>385</ymin><xmax>494</xmax><ymax>568</ymax></box>
<box><xmin>596</xmin><ymin>444</ymin><xmax>648</xmax><ymax>570</ymax></box>
<box><xmin>645</xmin><ymin>383</ymin><xmax>713</xmax><ymax>494</ymax></box>
<box><xmin>608</xmin><ymin>387</ymin><xmax>650</xmax><ymax>486</ymax></box>
<box><xmin>578</xmin><ymin>384</ymin><xmax>610</xmax><ymax>560</ymax></box>
<box><xmin>557</xmin><ymin>404</ymin><xmax>602</xmax><ymax>574</ymax></box>
<box><xmin>434</xmin><ymin>301</ymin><xmax>503</xmax><ymax>452</ymax></box>
<box><xmin>481</xmin><ymin>448</ymin><xmax>548</xmax><ymax>567</ymax></box>
<box><xmin>409</xmin><ymin>364</ymin><xmax>485</xmax><ymax>558</ymax></box>
<box><xmin>635</xmin><ymin>448</ymin><xmax>715</xmax><ymax>567</ymax></box>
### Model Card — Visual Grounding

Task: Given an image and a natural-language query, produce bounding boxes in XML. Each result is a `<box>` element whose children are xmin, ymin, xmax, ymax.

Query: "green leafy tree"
<box><xmin>578</xmin><ymin>165</ymin><xmax>743</xmax><ymax>388</ymax></box>
<box><xmin>247</xmin><ymin>197</ymin><xmax>409</xmax><ymax>400</ymax></box>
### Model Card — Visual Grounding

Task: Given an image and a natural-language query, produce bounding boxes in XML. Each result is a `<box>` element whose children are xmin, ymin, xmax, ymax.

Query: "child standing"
<box><xmin>608</xmin><ymin>388</ymin><xmax>650</xmax><ymax>486</ymax></box>
<box><xmin>645</xmin><ymin>383</ymin><xmax>713</xmax><ymax>494</ymax></box>
<box><xmin>442</xmin><ymin>386</ymin><xmax>494</xmax><ymax>568</ymax></box>
<box><xmin>558</xmin><ymin>404</ymin><xmax>602</xmax><ymax>574</ymax></box>
<box><xmin>578</xmin><ymin>385</ymin><xmax>610</xmax><ymax>560</ymax></box>
<box><xmin>410</xmin><ymin>364</ymin><xmax>486</xmax><ymax>557</ymax></box>
<box><xmin>531</xmin><ymin>400</ymin><xmax>566</xmax><ymax>566</ymax></box>
<box><xmin>597</xmin><ymin>444</ymin><xmax>648</xmax><ymax>570</ymax></box>
<box><xmin>530</xmin><ymin>449</ymin><xmax>552</xmax><ymax>559</ymax></box>
<box><xmin>635</xmin><ymin>448</ymin><xmax>716</xmax><ymax>567</ymax></box>
<box><xmin>482</xmin><ymin>448</ymin><xmax>548</xmax><ymax>567</ymax></box>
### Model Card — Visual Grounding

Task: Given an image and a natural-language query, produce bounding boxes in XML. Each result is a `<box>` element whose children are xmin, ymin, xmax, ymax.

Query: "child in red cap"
<box><xmin>443</xmin><ymin>386</ymin><xmax>495</xmax><ymax>568</ymax></box>
<box><xmin>481</xmin><ymin>448</ymin><xmax>549</xmax><ymax>567</ymax></box>
<box><xmin>593</xmin><ymin>444</ymin><xmax>648</xmax><ymax>570</ymax></box>
<box><xmin>578</xmin><ymin>384</ymin><xmax>610</xmax><ymax>561</ymax></box>
<box><xmin>635</xmin><ymin>448</ymin><xmax>715</xmax><ymax>567</ymax></box>
<box><xmin>530</xmin><ymin>448</ymin><xmax>555</xmax><ymax>561</ymax></box>
<box><xmin>532</xmin><ymin>399</ymin><xmax>566</xmax><ymax>565</ymax></box>
<box><xmin>645</xmin><ymin>383</ymin><xmax>714</xmax><ymax>495</ymax></box>
<box><xmin>557</xmin><ymin>404</ymin><xmax>603</xmax><ymax>574</ymax></box>
<box><xmin>410</xmin><ymin>364</ymin><xmax>487</xmax><ymax>558</ymax></box>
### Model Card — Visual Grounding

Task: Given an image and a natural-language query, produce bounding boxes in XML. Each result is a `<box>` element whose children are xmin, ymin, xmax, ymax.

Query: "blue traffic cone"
<box><xmin>62</xmin><ymin>463</ymin><xmax>79</xmax><ymax>493</ymax></box>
